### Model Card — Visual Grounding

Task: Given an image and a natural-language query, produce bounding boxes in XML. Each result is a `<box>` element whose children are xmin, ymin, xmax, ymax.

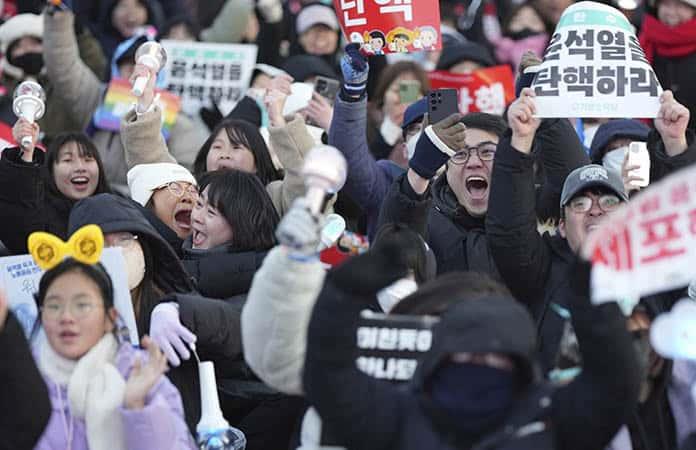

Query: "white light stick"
<box><xmin>302</xmin><ymin>145</ymin><xmax>347</xmax><ymax>216</ymax></box>
<box><xmin>132</xmin><ymin>42</ymin><xmax>167</xmax><ymax>97</ymax></box>
<box><xmin>12</xmin><ymin>81</ymin><xmax>45</xmax><ymax>149</ymax></box>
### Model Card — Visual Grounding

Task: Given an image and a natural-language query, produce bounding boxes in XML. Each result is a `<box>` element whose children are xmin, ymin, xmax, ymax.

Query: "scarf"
<box><xmin>39</xmin><ymin>334</ymin><xmax>127</xmax><ymax>450</ymax></box>
<box><xmin>638</xmin><ymin>14</ymin><xmax>696</xmax><ymax>64</ymax></box>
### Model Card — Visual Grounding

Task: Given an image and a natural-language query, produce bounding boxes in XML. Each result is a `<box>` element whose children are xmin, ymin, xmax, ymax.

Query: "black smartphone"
<box><xmin>314</xmin><ymin>76</ymin><xmax>340</xmax><ymax>104</ymax></box>
<box><xmin>428</xmin><ymin>89</ymin><xmax>458</xmax><ymax>124</ymax></box>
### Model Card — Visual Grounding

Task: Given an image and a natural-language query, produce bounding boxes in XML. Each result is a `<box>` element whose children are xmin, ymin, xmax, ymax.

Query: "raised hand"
<box><xmin>129</xmin><ymin>62</ymin><xmax>158</xmax><ymax>113</ymax></box>
<box><xmin>508</xmin><ymin>88</ymin><xmax>541</xmax><ymax>154</ymax></box>
<box><xmin>654</xmin><ymin>90</ymin><xmax>689</xmax><ymax>156</ymax></box>
<box><xmin>265</xmin><ymin>73</ymin><xmax>294</xmax><ymax>127</ymax></box>
<box><xmin>12</xmin><ymin>117</ymin><xmax>40</xmax><ymax>161</ymax></box>
<box><xmin>124</xmin><ymin>336</ymin><xmax>168</xmax><ymax>410</ymax></box>
<box><xmin>304</xmin><ymin>92</ymin><xmax>334</xmax><ymax>131</ymax></box>
<box><xmin>276</xmin><ymin>197</ymin><xmax>322</xmax><ymax>258</ymax></box>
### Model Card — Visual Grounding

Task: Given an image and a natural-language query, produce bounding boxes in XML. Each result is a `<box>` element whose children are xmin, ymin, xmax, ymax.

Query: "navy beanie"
<box><xmin>589</xmin><ymin>119</ymin><xmax>650</xmax><ymax>163</ymax></box>
<box><xmin>402</xmin><ymin>97</ymin><xmax>427</xmax><ymax>129</ymax></box>
<box><xmin>436</xmin><ymin>42</ymin><xmax>495</xmax><ymax>71</ymax></box>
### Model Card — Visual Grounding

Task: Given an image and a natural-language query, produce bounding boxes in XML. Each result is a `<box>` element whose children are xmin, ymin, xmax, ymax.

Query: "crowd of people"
<box><xmin>0</xmin><ymin>0</ymin><xmax>696</xmax><ymax>449</ymax></box>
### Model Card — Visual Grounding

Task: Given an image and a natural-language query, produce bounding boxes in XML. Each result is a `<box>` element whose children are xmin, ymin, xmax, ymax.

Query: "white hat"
<box><xmin>127</xmin><ymin>163</ymin><xmax>197</xmax><ymax>207</ymax></box>
<box><xmin>296</xmin><ymin>4</ymin><xmax>339</xmax><ymax>35</ymax></box>
<box><xmin>0</xmin><ymin>13</ymin><xmax>43</xmax><ymax>54</ymax></box>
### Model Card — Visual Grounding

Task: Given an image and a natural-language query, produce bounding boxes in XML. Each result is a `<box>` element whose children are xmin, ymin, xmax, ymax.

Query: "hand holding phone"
<box><xmin>314</xmin><ymin>76</ymin><xmax>340</xmax><ymax>104</ymax></box>
<box><xmin>623</xmin><ymin>141</ymin><xmax>650</xmax><ymax>190</ymax></box>
<box><xmin>428</xmin><ymin>89</ymin><xmax>458</xmax><ymax>124</ymax></box>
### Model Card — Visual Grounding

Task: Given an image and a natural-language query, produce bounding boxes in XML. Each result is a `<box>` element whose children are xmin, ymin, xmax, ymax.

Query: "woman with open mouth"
<box><xmin>0</xmin><ymin>119</ymin><xmax>110</xmax><ymax>255</ymax></box>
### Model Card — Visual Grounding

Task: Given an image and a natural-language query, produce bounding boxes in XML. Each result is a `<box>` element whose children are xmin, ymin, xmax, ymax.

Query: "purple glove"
<box><xmin>340</xmin><ymin>43</ymin><xmax>369</xmax><ymax>100</ymax></box>
<box><xmin>149</xmin><ymin>302</ymin><xmax>196</xmax><ymax>367</ymax></box>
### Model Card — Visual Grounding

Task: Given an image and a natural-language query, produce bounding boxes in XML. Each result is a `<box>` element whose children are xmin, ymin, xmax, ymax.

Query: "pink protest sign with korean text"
<box><xmin>586</xmin><ymin>163</ymin><xmax>696</xmax><ymax>305</ymax></box>
<box><xmin>334</xmin><ymin>0</ymin><xmax>441</xmax><ymax>54</ymax></box>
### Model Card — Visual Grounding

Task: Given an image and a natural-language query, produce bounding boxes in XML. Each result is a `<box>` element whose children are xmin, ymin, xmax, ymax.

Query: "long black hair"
<box><xmin>44</xmin><ymin>132</ymin><xmax>111</xmax><ymax>199</ymax></box>
<box><xmin>193</xmin><ymin>119</ymin><xmax>280</xmax><ymax>186</ymax></box>
<box><xmin>198</xmin><ymin>169</ymin><xmax>279</xmax><ymax>252</ymax></box>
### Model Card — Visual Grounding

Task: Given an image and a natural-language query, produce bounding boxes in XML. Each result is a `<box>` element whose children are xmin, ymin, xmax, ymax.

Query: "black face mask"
<box><xmin>507</xmin><ymin>28</ymin><xmax>545</xmax><ymax>41</ymax></box>
<box><xmin>12</xmin><ymin>52</ymin><xmax>44</xmax><ymax>76</ymax></box>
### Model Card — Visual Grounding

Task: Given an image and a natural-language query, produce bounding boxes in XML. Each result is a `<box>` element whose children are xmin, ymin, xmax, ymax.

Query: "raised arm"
<box><xmin>486</xmin><ymin>88</ymin><xmax>551</xmax><ymax>314</ymax></box>
<box><xmin>43</xmin><ymin>10</ymin><xmax>104</xmax><ymax>129</ymax></box>
<box><xmin>242</xmin><ymin>200</ymin><xmax>326</xmax><ymax>395</ymax></box>
<box><xmin>552</xmin><ymin>259</ymin><xmax>640</xmax><ymax>450</ymax></box>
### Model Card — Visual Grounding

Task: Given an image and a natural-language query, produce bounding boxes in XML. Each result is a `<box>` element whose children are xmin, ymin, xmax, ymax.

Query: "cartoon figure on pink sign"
<box><xmin>363</xmin><ymin>30</ymin><xmax>387</xmax><ymax>55</ymax></box>
<box><xmin>386</xmin><ymin>27</ymin><xmax>415</xmax><ymax>53</ymax></box>
<box><xmin>413</xmin><ymin>26</ymin><xmax>438</xmax><ymax>51</ymax></box>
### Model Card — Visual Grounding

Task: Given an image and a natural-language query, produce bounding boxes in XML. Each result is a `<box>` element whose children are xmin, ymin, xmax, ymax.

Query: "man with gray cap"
<box><xmin>486</xmin><ymin>88</ymin><xmax>630</xmax><ymax>371</ymax></box>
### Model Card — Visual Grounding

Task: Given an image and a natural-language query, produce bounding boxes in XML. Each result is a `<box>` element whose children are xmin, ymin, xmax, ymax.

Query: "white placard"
<box><xmin>161</xmin><ymin>40</ymin><xmax>258</xmax><ymax>117</ymax></box>
<box><xmin>531</xmin><ymin>1</ymin><xmax>662</xmax><ymax>118</ymax></box>
<box><xmin>1</xmin><ymin>248</ymin><xmax>138</xmax><ymax>344</ymax></box>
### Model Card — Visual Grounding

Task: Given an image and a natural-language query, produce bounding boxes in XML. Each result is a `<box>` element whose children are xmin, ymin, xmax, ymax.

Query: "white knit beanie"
<box><xmin>127</xmin><ymin>163</ymin><xmax>197</xmax><ymax>206</ymax></box>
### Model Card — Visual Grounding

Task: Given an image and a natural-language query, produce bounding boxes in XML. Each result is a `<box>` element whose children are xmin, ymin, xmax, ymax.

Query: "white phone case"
<box><xmin>626</xmin><ymin>141</ymin><xmax>650</xmax><ymax>188</ymax></box>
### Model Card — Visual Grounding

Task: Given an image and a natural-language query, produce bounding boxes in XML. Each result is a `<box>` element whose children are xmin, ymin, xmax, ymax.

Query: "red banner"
<box><xmin>333</xmin><ymin>0</ymin><xmax>441</xmax><ymax>54</ymax></box>
<box><xmin>427</xmin><ymin>66</ymin><xmax>516</xmax><ymax>116</ymax></box>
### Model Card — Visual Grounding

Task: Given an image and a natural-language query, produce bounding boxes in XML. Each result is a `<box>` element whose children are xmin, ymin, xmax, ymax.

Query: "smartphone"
<box><xmin>314</xmin><ymin>76</ymin><xmax>340</xmax><ymax>104</ymax></box>
<box><xmin>428</xmin><ymin>89</ymin><xmax>458</xmax><ymax>123</ymax></box>
<box><xmin>626</xmin><ymin>141</ymin><xmax>650</xmax><ymax>188</ymax></box>
<box><xmin>399</xmin><ymin>80</ymin><xmax>421</xmax><ymax>104</ymax></box>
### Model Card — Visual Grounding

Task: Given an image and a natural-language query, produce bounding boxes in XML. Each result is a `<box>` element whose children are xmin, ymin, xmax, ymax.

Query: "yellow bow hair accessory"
<box><xmin>27</xmin><ymin>225</ymin><xmax>104</xmax><ymax>270</ymax></box>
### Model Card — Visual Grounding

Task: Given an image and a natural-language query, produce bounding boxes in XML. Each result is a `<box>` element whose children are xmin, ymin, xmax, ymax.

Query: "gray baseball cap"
<box><xmin>560</xmin><ymin>164</ymin><xmax>629</xmax><ymax>209</ymax></box>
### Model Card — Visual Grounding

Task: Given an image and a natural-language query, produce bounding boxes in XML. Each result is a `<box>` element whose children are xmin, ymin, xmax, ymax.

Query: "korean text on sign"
<box><xmin>161</xmin><ymin>40</ymin><xmax>258</xmax><ymax>116</ymax></box>
<box><xmin>531</xmin><ymin>1</ymin><xmax>662</xmax><ymax>118</ymax></box>
<box><xmin>588</xmin><ymin>163</ymin><xmax>696</xmax><ymax>304</ymax></box>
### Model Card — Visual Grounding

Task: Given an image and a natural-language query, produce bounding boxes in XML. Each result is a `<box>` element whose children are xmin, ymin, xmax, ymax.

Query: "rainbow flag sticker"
<box><xmin>93</xmin><ymin>77</ymin><xmax>181</xmax><ymax>139</ymax></box>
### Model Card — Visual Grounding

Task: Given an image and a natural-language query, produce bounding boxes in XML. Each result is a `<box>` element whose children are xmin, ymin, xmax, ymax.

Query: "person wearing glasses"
<box><xmin>377</xmin><ymin>110</ymin><xmax>508</xmax><ymax>277</ymax></box>
<box><xmin>127</xmin><ymin>162</ymin><xmax>199</xmax><ymax>257</ymax></box>
<box><xmin>32</xmin><ymin>257</ymin><xmax>196</xmax><ymax>449</ymax></box>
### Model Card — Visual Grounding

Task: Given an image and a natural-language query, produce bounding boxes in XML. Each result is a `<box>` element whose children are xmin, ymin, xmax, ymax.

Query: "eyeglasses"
<box><xmin>41</xmin><ymin>300</ymin><xmax>101</xmax><ymax>320</ymax></box>
<box><xmin>165</xmin><ymin>181</ymin><xmax>198</xmax><ymax>198</ymax></box>
<box><xmin>567</xmin><ymin>194</ymin><xmax>621</xmax><ymax>214</ymax></box>
<box><xmin>450</xmin><ymin>143</ymin><xmax>497</xmax><ymax>165</ymax></box>
<box><xmin>105</xmin><ymin>232</ymin><xmax>138</xmax><ymax>248</ymax></box>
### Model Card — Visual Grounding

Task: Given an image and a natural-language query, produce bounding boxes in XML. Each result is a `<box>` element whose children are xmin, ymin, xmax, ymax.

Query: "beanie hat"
<box><xmin>589</xmin><ymin>119</ymin><xmax>650</xmax><ymax>162</ymax></box>
<box><xmin>296</xmin><ymin>4</ymin><xmax>339</xmax><ymax>35</ymax></box>
<box><xmin>402</xmin><ymin>97</ymin><xmax>427</xmax><ymax>129</ymax></box>
<box><xmin>226</xmin><ymin>96</ymin><xmax>262</xmax><ymax>127</ymax></box>
<box><xmin>436</xmin><ymin>41</ymin><xmax>495</xmax><ymax>71</ymax></box>
<box><xmin>0</xmin><ymin>13</ymin><xmax>42</xmax><ymax>54</ymax></box>
<box><xmin>127</xmin><ymin>163</ymin><xmax>197</xmax><ymax>206</ymax></box>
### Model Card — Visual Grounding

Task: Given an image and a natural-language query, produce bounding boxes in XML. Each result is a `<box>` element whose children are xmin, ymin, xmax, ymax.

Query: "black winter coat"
<box><xmin>486</xmin><ymin>130</ymin><xmax>696</xmax><ymax>371</ymax></box>
<box><xmin>0</xmin><ymin>148</ymin><xmax>75</xmax><ymax>254</ymax></box>
<box><xmin>303</xmin><ymin>255</ymin><xmax>640</xmax><ymax>450</ymax></box>
<box><xmin>0</xmin><ymin>312</ymin><xmax>51</xmax><ymax>450</ymax></box>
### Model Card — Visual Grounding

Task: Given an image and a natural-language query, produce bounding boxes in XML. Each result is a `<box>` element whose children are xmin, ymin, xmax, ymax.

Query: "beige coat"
<box><xmin>43</xmin><ymin>11</ymin><xmax>206</xmax><ymax>195</ymax></box>
<box><xmin>120</xmin><ymin>106</ymin><xmax>317</xmax><ymax>217</ymax></box>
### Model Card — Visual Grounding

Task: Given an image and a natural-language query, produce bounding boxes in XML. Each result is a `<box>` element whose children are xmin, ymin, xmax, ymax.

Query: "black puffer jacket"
<box><xmin>303</xmin><ymin>247</ymin><xmax>640</xmax><ymax>450</ymax></box>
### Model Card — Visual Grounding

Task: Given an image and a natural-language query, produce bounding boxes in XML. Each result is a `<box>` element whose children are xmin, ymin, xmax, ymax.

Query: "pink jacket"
<box><xmin>34</xmin><ymin>343</ymin><xmax>197</xmax><ymax>450</ymax></box>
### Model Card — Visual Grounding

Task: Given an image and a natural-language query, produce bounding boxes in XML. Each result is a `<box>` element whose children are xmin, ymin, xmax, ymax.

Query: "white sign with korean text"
<box><xmin>587</xmin><ymin>164</ymin><xmax>696</xmax><ymax>304</ymax></box>
<box><xmin>531</xmin><ymin>1</ymin><xmax>662</xmax><ymax>118</ymax></box>
<box><xmin>161</xmin><ymin>40</ymin><xmax>258</xmax><ymax>116</ymax></box>
<box><xmin>0</xmin><ymin>248</ymin><xmax>139</xmax><ymax>344</ymax></box>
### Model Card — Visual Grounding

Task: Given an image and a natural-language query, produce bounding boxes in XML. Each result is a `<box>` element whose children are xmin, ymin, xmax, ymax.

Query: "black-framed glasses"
<box><xmin>567</xmin><ymin>194</ymin><xmax>621</xmax><ymax>214</ymax></box>
<box><xmin>450</xmin><ymin>142</ymin><xmax>497</xmax><ymax>165</ymax></box>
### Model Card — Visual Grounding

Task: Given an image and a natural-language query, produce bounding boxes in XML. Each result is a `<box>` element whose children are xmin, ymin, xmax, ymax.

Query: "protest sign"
<box><xmin>585</xmin><ymin>163</ymin><xmax>696</xmax><ymax>306</ymax></box>
<box><xmin>334</xmin><ymin>0</ymin><xmax>441</xmax><ymax>54</ymax></box>
<box><xmin>531</xmin><ymin>1</ymin><xmax>662</xmax><ymax>118</ymax></box>
<box><xmin>93</xmin><ymin>78</ymin><xmax>181</xmax><ymax>139</ymax></box>
<box><xmin>428</xmin><ymin>65</ymin><xmax>516</xmax><ymax>116</ymax></box>
<box><xmin>161</xmin><ymin>40</ymin><xmax>258</xmax><ymax>116</ymax></box>
<box><xmin>0</xmin><ymin>248</ymin><xmax>138</xmax><ymax>344</ymax></box>
<box><xmin>355</xmin><ymin>310</ymin><xmax>438</xmax><ymax>382</ymax></box>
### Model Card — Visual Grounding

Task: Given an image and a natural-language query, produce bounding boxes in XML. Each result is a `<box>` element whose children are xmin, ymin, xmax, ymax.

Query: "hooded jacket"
<box><xmin>302</xmin><ymin>246</ymin><xmax>640</xmax><ymax>450</ymax></box>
